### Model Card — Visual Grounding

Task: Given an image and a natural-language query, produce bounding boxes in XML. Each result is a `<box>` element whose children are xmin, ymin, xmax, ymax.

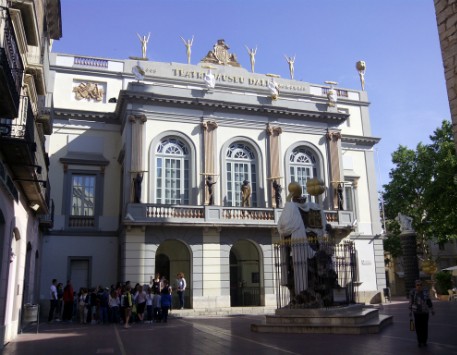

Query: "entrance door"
<box><xmin>230</xmin><ymin>240</ymin><xmax>261</xmax><ymax>307</ymax></box>
<box><xmin>70</xmin><ymin>259</ymin><xmax>90</xmax><ymax>292</ymax></box>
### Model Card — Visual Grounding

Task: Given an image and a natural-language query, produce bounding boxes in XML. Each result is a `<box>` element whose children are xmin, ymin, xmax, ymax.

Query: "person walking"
<box><xmin>48</xmin><ymin>279</ymin><xmax>58</xmax><ymax>322</ymax></box>
<box><xmin>409</xmin><ymin>279</ymin><xmax>434</xmax><ymax>347</ymax></box>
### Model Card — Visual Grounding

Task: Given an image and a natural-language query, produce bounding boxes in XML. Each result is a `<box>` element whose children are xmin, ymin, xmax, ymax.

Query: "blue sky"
<box><xmin>52</xmin><ymin>0</ymin><xmax>451</xmax><ymax>190</ymax></box>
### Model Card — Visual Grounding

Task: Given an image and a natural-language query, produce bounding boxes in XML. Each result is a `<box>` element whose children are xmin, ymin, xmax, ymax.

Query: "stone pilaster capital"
<box><xmin>202</xmin><ymin>120</ymin><xmax>218</xmax><ymax>131</ymax></box>
<box><xmin>326</xmin><ymin>131</ymin><xmax>342</xmax><ymax>141</ymax></box>
<box><xmin>266</xmin><ymin>124</ymin><xmax>282</xmax><ymax>136</ymax></box>
<box><xmin>128</xmin><ymin>114</ymin><xmax>147</xmax><ymax>124</ymax></box>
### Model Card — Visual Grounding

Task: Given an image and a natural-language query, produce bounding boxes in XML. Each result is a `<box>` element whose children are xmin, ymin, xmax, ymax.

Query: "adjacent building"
<box><xmin>0</xmin><ymin>0</ymin><xmax>61</xmax><ymax>346</ymax></box>
<box><xmin>41</xmin><ymin>40</ymin><xmax>385</xmax><ymax>314</ymax></box>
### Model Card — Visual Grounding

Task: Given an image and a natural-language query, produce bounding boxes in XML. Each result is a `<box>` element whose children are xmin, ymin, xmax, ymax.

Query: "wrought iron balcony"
<box><xmin>0</xmin><ymin>96</ymin><xmax>50</xmax><ymax>214</ymax></box>
<box><xmin>124</xmin><ymin>203</ymin><xmax>354</xmax><ymax>233</ymax></box>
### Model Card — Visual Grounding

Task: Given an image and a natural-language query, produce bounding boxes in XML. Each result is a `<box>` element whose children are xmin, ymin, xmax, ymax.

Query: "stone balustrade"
<box><xmin>126</xmin><ymin>204</ymin><xmax>354</xmax><ymax>230</ymax></box>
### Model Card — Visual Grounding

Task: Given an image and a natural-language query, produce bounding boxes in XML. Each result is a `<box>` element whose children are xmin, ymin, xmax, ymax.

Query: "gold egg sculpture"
<box><xmin>306</xmin><ymin>178</ymin><xmax>326</xmax><ymax>196</ymax></box>
<box><xmin>286</xmin><ymin>182</ymin><xmax>302</xmax><ymax>201</ymax></box>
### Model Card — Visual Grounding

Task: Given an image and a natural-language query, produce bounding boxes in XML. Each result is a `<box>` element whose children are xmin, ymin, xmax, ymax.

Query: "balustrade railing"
<box><xmin>128</xmin><ymin>203</ymin><xmax>352</xmax><ymax>228</ymax></box>
<box><xmin>69</xmin><ymin>216</ymin><xmax>95</xmax><ymax>228</ymax></box>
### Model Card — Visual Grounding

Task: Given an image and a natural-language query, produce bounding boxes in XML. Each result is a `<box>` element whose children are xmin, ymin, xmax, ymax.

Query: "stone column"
<box><xmin>326</xmin><ymin>131</ymin><xmax>342</xmax><ymax>209</ymax></box>
<box><xmin>266</xmin><ymin>124</ymin><xmax>282</xmax><ymax>207</ymax></box>
<box><xmin>202</xmin><ymin>120</ymin><xmax>218</xmax><ymax>204</ymax></box>
<box><xmin>129</xmin><ymin>114</ymin><xmax>147</xmax><ymax>202</ymax></box>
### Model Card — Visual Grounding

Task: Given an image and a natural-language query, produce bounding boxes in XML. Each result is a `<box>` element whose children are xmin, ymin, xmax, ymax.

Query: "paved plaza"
<box><xmin>3</xmin><ymin>298</ymin><xmax>457</xmax><ymax>355</ymax></box>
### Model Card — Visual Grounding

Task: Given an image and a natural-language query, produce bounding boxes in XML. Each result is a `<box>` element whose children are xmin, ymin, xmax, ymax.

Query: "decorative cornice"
<box><xmin>117</xmin><ymin>91</ymin><xmax>350</xmax><ymax>123</ymax></box>
<box><xmin>342</xmin><ymin>134</ymin><xmax>381</xmax><ymax>147</ymax></box>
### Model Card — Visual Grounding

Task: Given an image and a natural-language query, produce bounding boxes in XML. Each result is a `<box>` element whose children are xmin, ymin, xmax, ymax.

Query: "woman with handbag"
<box><xmin>409</xmin><ymin>280</ymin><xmax>434</xmax><ymax>347</ymax></box>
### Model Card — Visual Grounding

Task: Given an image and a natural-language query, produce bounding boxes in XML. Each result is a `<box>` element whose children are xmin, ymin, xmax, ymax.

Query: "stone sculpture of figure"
<box><xmin>204</xmin><ymin>69</ymin><xmax>216</xmax><ymax>89</ymax></box>
<box><xmin>245</xmin><ymin>45</ymin><xmax>257</xmax><ymax>73</ymax></box>
<box><xmin>133</xmin><ymin>173</ymin><xmax>143</xmax><ymax>203</ymax></box>
<box><xmin>327</xmin><ymin>88</ymin><xmax>337</xmax><ymax>107</ymax></box>
<box><xmin>206</xmin><ymin>176</ymin><xmax>217</xmax><ymax>205</ymax></box>
<box><xmin>277</xmin><ymin>182</ymin><xmax>312</xmax><ymax>299</ymax></box>
<box><xmin>137</xmin><ymin>32</ymin><xmax>151</xmax><ymax>59</ymax></box>
<box><xmin>397</xmin><ymin>213</ymin><xmax>414</xmax><ymax>232</ymax></box>
<box><xmin>267</xmin><ymin>78</ymin><xmax>280</xmax><ymax>100</ymax></box>
<box><xmin>273</xmin><ymin>180</ymin><xmax>282</xmax><ymax>208</ymax></box>
<box><xmin>356</xmin><ymin>60</ymin><xmax>366</xmax><ymax>91</ymax></box>
<box><xmin>337</xmin><ymin>183</ymin><xmax>344</xmax><ymax>210</ymax></box>
<box><xmin>241</xmin><ymin>180</ymin><xmax>251</xmax><ymax>207</ymax></box>
<box><xmin>284</xmin><ymin>55</ymin><xmax>295</xmax><ymax>80</ymax></box>
<box><xmin>180</xmin><ymin>35</ymin><xmax>194</xmax><ymax>64</ymax></box>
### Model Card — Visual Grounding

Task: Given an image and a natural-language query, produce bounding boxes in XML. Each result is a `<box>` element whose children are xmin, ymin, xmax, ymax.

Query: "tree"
<box><xmin>383</xmin><ymin>120</ymin><xmax>457</xmax><ymax>244</ymax></box>
<box><xmin>382</xmin><ymin>120</ymin><xmax>457</xmax><ymax>294</ymax></box>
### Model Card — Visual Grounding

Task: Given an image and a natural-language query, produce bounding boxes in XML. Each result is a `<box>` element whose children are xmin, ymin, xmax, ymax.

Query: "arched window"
<box><xmin>156</xmin><ymin>137</ymin><xmax>190</xmax><ymax>204</ymax></box>
<box><xmin>289</xmin><ymin>147</ymin><xmax>318</xmax><ymax>202</ymax></box>
<box><xmin>225</xmin><ymin>142</ymin><xmax>257</xmax><ymax>207</ymax></box>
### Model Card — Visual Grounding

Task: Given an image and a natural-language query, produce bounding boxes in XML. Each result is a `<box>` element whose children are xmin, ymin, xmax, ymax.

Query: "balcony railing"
<box><xmin>3</xmin><ymin>9</ymin><xmax>24</xmax><ymax>99</ymax></box>
<box><xmin>126</xmin><ymin>203</ymin><xmax>354</xmax><ymax>229</ymax></box>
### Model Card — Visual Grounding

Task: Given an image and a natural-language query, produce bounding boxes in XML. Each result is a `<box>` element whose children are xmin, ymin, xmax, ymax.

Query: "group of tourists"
<box><xmin>48</xmin><ymin>272</ymin><xmax>187</xmax><ymax>329</ymax></box>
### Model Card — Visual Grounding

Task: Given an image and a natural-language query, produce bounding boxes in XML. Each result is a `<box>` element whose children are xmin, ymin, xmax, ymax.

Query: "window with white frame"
<box><xmin>288</xmin><ymin>146</ymin><xmax>318</xmax><ymax>202</ymax></box>
<box><xmin>225</xmin><ymin>142</ymin><xmax>257</xmax><ymax>207</ymax></box>
<box><xmin>155</xmin><ymin>137</ymin><xmax>190</xmax><ymax>204</ymax></box>
<box><xmin>71</xmin><ymin>174</ymin><xmax>96</xmax><ymax>216</ymax></box>
<box><xmin>344</xmin><ymin>184</ymin><xmax>354</xmax><ymax>212</ymax></box>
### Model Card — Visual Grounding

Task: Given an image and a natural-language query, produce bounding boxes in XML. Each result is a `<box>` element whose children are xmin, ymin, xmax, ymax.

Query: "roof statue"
<box><xmin>180</xmin><ymin>35</ymin><xmax>194</xmax><ymax>64</ymax></box>
<box><xmin>201</xmin><ymin>39</ymin><xmax>241</xmax><ymax>67</ymax></box>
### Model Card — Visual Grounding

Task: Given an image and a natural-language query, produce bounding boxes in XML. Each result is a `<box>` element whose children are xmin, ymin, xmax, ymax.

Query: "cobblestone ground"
<box><xmin>3</xmin><ymin>298</ymin><xmax>457</xmax><ymax>355</ymax></box>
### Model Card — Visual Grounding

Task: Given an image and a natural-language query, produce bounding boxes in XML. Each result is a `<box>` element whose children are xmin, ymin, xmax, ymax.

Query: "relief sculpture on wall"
<box><xmin>72</xmin><ymin>82</ymin><xmax>104</xmax><ymax>101</ymax></box>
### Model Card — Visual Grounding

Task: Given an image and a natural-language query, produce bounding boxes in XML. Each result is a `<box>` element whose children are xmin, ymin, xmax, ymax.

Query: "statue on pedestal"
<box><xmin>180</xmin><ymin>35</ymin><xmax>194</xmax><ymax>64</ymax></box>
<box><xmin>137</xmin><ymin>33</ymin><xmax>151</xmax><ymax>59</ymax></box>
<box><xmin>273</xmin><ymin>179</ymin><xmax>283</xmax><ymax>208</ymax></box>
<box><xmin>241</xmin><ymin>180</ymin><xmax>251</xmax><ymax>207</ymax></box>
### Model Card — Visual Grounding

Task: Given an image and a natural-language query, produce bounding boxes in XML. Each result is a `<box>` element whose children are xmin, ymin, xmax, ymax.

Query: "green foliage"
<box><xmin>382</xmin><ymin>120</ymin><xmax>457</xmax><ymax>243</ymax></box>
<box><xmin>383</xmin><ymin>220</ymin><xmax>402</xmax><ymax>258</ymax></box>
<box><xmin>434</xmin><ymin>271</ymin><xmax>453</xmax><ymax>295</ymax></box>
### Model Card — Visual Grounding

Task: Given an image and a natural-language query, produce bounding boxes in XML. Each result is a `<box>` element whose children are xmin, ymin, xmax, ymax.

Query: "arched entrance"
<box><xmin>155</xmin><ymin>240</ymin><xmax>191</xmax><ymax>308</ymax></box>
<box><xmin>230</xmin><ymin>240</ymin><xmax>262</xmax><ymax>307</ymax></box>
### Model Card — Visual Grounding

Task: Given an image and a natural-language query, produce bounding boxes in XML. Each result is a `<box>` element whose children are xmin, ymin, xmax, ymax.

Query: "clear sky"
<box><xmin>52</xmin><ymin>0</ymin><xmax>451</xmax><ymax>190</ymax></box>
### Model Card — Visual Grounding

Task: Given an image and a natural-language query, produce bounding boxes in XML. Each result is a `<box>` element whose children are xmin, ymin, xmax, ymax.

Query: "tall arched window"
<box><xmin>156</xmin><ymin>137</ymin><xmax>190</xmax><ymax>204</ymax></box>
<box><xmin>289</xmin><ymin>147</ymin><xmax>318</xmax><ymax>202</ymax></box>
<box><xmin>225</xmin><ymin>142</ymin><xmax>257</xmax><ymax>207</ymax></box>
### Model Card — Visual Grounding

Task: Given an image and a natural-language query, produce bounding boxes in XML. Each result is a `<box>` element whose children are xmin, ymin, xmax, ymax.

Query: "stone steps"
<box><xmin>169</xmin><ymin>306</ymin><xmax>276</xmax><ymax>318</ymax></box>
<box><xmin>250</xmin><ymin>305</ymin><xmax>393</xmax><ymax>334</ymax></box>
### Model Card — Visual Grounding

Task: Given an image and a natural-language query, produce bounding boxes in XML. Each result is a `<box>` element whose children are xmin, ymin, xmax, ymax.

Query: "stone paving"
<box><xmin>3</xmin><ymin>298</ymin><xmax>457</xmax><ymax>355</ymax></box>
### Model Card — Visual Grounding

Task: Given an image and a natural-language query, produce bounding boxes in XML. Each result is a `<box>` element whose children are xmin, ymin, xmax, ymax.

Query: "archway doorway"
<box><xmin>156</xmin><ymin>240</ymin><xmax>191</xmax><ymax>308</ymax></box>
<box><xmin>230</xmin><ymin>240</ymin><xmax>262</xmax><ymax>307</ymax></box>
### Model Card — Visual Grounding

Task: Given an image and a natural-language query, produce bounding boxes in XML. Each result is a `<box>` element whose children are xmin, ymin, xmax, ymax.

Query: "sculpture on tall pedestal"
<box><xmin>278</xmin><ymin>180</ymin><xmax>341</xmax><ymax>308</ymax></box>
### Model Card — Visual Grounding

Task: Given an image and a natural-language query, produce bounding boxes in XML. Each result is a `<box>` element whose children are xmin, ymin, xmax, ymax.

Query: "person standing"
<box><xmin>160</xmin><ymin>280</ymin><xmax>172</xmax><ymax>323</ymax></box>
<box><xmin>123</xmin><ymin>285</ymin><xmax>133</xmax><ymax>328</ymax></box>
<box><xmin>62</xmin><ymin>280</ymin><xmax>74</xmax><ymax>322</ymax></box>
<box><xmin>409</xmin><ymin>280</ymin><xmax>434</xmax><ymax>347</ymax></box>
<box><xmin>176</xmin><ymin>272</ymin><xmax>187</xmax><ymax>309</ymax></box>
<box><xmin>48</xmin><ymin>279</ymin><xmax>58</xmax><ymax>322</ymax></box>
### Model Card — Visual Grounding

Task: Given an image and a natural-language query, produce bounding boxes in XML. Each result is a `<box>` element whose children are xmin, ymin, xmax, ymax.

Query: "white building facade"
<box><xmin>0</xmin><ymin>0</ymin><xmax>61</xmax><ymax>346</ymax></box>
<box><xmin>42</xmin><ymin>42</ymin><xmax>384</xmax><ymax>313</ymax></box>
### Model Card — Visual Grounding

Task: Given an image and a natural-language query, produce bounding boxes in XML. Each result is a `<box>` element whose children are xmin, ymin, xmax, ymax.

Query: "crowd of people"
<box><xmin>48</xmin><ymin>272</ymin><xmax>187</xmax><ymax>329</ymax></box>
